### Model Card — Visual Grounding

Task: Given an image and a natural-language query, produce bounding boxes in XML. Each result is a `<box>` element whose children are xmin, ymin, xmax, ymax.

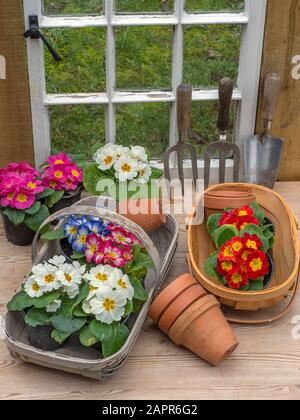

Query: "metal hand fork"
<box><xmin>204</xmin><ymin>78</ymin><xmax>240</xmax><ymax>189</ymax></box>
<box><xmin>164</xmin><ymin>85</ymin><xmax>198</xmax><ymax>195</ymax></box>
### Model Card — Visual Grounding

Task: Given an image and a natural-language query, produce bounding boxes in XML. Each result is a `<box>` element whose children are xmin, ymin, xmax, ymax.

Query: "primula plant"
<box><xmin>83</xmin><ymin>143</ymin><xmax>163</xmax><ymax>200</ymax></box>
<box><xmin>0</xmin><ymin>154</ymin><xmax>83</xmax><ymax>233</ymax></box>
<box><xmin>41</xmin><ymin>152</ymin><xmax>83</xmax><ymax>209</ymax></box>
<box><xmin>8</xmin><ymin>216</ymin><xmax>153</xmax><ymax>357</ymax></box>
<box><xmin>205</xmin><ymin>203</ymin><xmax>275</xmax><ymax>291</ymax></box>
<box><xmin>7</xmin><ymin>248</ymin><xmax>151</xmax><ymax>357</ymax></box>
<box><xmin>0</xmin><ymin>161</ymin><xmax>50</xmax><ymax>232</ymax></box>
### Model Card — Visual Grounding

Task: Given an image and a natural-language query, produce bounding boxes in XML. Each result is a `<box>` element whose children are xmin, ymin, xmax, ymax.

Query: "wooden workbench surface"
<box><xmin>1</xmin><ymin>182</ymin><xmax>300</xmax><ymax>401</ymax></box>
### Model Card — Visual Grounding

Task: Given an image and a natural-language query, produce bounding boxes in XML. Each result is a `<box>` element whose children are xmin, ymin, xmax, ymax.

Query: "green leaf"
<box><xmin>102</xmin><ymin>324</ymin><xmax>130</xmax><ymax>358</ymax></box>
<box><xmin>126</xmin><ymin>250</ymin><xmax>154</xmax><ymax>274</ymax></box>
<box><xmin>79</xmin><ymin>325</ymin><xmax>98</xmax><ymax>347</ymax></box>
<box><xmin>70</xmin><ymin>251</ymin><xmax>85</xmax><ymax>260</ymax></box>
<box><xmin>73</xmin><ymin>305</ymin><xmax>88</xmax><ymax>318</ymax></box>
<box><xmin>240</xmin><ymin>224</ymin><xmax>264</xmax><ymax>237</ymax></box>
<box><xmin>24</xmin><ymin>204</ymin><xmax>50</xmax><ymax>232</ymax></box>
<box><xmin>204</xmin><ymin>252</ymin><xmax>226</xmax><ymax>285</ymax></box>
<box><xmin>207</xmin><ymin>213</ymin><xmax>222</xmax><ymax>236</ymax></box>
<box><xmin>7</xmin><ymin>291</ymin><xmax>34</xmax><ymax>312</ymax></box>
<box><xmin>83</xmin><ymin>162</ymin><xmax>104</xmax><ymax>195</ymax></box>
<box><xmin>33</xmin><ymin>291</ymin><xmax>60</xmax><ymax>309</ymax></box>
<box><xmin>3</xmin><ymin>207</ymin><xmax>25</xmax><ymax>226</ymax></box>
<box><xmin>24</xmin><ymin>307</ymin><xmax>51</xmax><ymax>327</ymax></box>
<box><xmin>248</xmin><ymin>279</ymin><xmax>264</xmax><ymax>291</ymax></box>
<box><xmin>41</xmin><ymin>227</ymin><xmax>65</xmax><ymax>241</ymax></box>
<box><xmin>214</xmin><ymin>225</ymin><xmax>239</xmax><ymax>250</ymax></box>
<box><xmin>36</xmin><ymin>188</ymin><xmax>55</xmax><ymax>200</ymax></box>
<box><xmin>240</xmin><ymin>283</ymin><xmax>251</xmax><ymax>291</ymax></box>
<box><xmin>74</xmin><ymin>283</ymin><xmax>89</xmax><ymax>307</ymax></box>
<box><xmin>51</xmin><ymin>316</ymin><xmax>87</xmax><ymax>334</ymax></box>
<box><xmin>124</xmin><ymin>300</ymin><xmax>133</xmax><ymax>318</ymax></box>
<box><xmin>250</xmin><ymin>202</ymin><xmax>265</xmax><ymax>224</ymax></box>
<box><xmin>24</xmin><ymin>201</ymin><xmax>41</xmax><ymax>216</ymax></box>
<box><xmin>130</xmin><ymin>276</ymin><xmax>148</xmax><ymax>302</ymax></box>
<box><xmin>90</xmin><ymin>320</ymin><xmax>114</xmax><ymax>342</ymax></box>
<box><xmin>51</xmin><ymin>329</ymin><xmax>71</xmax><ymax>345</ymax></box>
<box><xmin>132</xmin><ymin>299</ymin><xmax>144</xmax><ymax>313</ymax></box>
<box><xmin>46</xmin><ymin>189</ymin><xmax>65</xmax><ymax>208</ymax></box>
<box><xmin>150</xmin><ymin>167</ymin><xmax>163</xmax><ymax>180</ymax></box>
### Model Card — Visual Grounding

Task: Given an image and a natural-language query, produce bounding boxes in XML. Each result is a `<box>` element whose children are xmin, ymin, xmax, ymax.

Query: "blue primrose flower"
<box><xmin>72</xmin><ymin>226</ymin><xmax>90</xmax><ymax>253</ymax></box>
<box><xmin>87</xmin><ymin>220</ymin><xmax>109</xmax><ymax>236</ymax></box>
<box><xmin>63</xmin><ymin>220</ymin><xmax>79</xmax><ymax>245</ymax></box>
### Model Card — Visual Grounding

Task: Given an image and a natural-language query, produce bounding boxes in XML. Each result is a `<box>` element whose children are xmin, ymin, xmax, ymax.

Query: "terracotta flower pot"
<box><xmin>204</xmin><ymin>190</ymin><xmax>256</xmax><ymax>218</ymax></box>
<box><xmin>169</xmin><ymin>295</ymin><xmax>239</xmax><ymax>366</ymax></box>
<box><xmin>148</xmin><ymin>274</ymin><xmax>198</xmax><ymax>324</ymax></box>
<box><xmin>158</xmin><ymin>285</ymin><xmax>207</xmax><ymax>334</ymax></box>
<box><xmin>118</xmin><ymin>198</ymin><xmax>167</xmax><ymax>233</ymax></box>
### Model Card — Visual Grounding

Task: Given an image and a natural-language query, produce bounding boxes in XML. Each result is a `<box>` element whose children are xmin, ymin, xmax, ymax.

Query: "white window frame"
<box><xmin>23</xmin><ymin>0</ymin><xmax>267</xmax><ymax>181</ymax></box>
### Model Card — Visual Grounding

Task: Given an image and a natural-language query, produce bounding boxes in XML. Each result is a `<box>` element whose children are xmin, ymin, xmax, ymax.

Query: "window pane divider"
<box><xmin>40</xmin><ymin>12</ymin><xmax>249</xmax><ymax>29</ymax></box>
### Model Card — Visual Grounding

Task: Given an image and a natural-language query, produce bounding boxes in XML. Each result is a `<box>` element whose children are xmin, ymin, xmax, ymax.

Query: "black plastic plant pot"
<box><xmin>263</xmin><ymin>252</ymin><xmax>274</xmax><ymax>290</ymax></box>
<box><xmin>2</xmin><ymin>215</ymin><xmax>35</xmax><ymax>247</ymax></box>
<box><xmin>27</xmin><ymin>325</ymin><xmax>64</xmax><ymax>351</ymax></box>
<box><xmin>50</xmin><ymin>189</ymin><xmax>82</xmax><ymax>215</ymax></box>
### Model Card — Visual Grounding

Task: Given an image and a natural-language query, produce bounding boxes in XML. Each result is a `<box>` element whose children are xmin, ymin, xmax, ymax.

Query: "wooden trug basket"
<box><xmin>3</xmin><ymin>197</ymin><xmax>179</xmax><ymax>380</ymax></box>
<box><xmin>188</xmin><ymin>184</ymin><xmax>300</xmax><ymax>319</ymax></box>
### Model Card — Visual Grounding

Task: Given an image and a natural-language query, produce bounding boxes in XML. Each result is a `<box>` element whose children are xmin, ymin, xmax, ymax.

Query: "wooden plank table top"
<box><xmin>1</xmin><ymin>182</ymin><xmax>300</xmax><ymax>400</ymax></box>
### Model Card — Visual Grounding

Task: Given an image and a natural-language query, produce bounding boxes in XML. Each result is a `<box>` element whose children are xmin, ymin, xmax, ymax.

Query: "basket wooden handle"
<box><xmin>186</xmin><ymin>254</ymin><xmax>300</xmax><ymax>325</ymax></box>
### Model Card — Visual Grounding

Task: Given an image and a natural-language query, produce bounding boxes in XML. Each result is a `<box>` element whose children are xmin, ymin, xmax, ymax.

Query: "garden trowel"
<box><xmin>245</xmin><ymin>72</ymin><xmax>284</xmax><ymax>189</ymax></box>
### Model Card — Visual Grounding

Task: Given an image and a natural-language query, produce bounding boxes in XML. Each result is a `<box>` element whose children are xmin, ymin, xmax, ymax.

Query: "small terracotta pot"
<box><xmin>204</xmin><ymin>190</ymin><xmax>256</xmax><ymax>218</ymax></box>
<box><xmin>169</xmin><ymin>295</ymin><xmax>239</xmax><ymax>366</ymax></box>
<box><xmin>158</xmin><ymin>284</ymin><xmax>207</xmax><ymax>334</ymax></box>
<box><xmin>118</xmin><ymin>198</ymin><xmax>167</xmax><ymax>233</ymax></box>
<box><xmin>148</xmin><ymin>274</ymin><xmax>198</xmax><ymax>324</ymax></box>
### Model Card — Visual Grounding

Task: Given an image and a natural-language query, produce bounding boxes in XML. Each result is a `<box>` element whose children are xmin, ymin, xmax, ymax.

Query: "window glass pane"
<box><xmin>116</xmin><ymin>0</ymin><xmax>174</xmax><ymax>13</ymax></box>
<box><xmin>50</xmin><ymin>105</ymin><xmax>105</xmax><ymax>158</ymax></box>
<box><xmin>116</xmin><ymin>103</ymin><xmax>170</xmax><ymax>158</ymax></box>
<box><xmin>185</xmin><ymin>0</ymin><xmax>244</xmax><ymax>12</ymax></box>
<box><xmin>183</xmin><ymin>25</ymin><xmax>242</xmax><ymax>88</ymax></box>
<box><xmin>189</xmin><ymin>101</ymin><xmax>237</xmax><ymax>157</ymax></box>
<box><xmin>43</xmin><ymin>0</ymin><xmax>104</xmax><ymax>15</ymax></box>
<box><xmin>116</xmin><ymin>26</ymin><xmax>172</xmax><ymax>90</ymax></box>
<box><xmin>45</xmin><ymin>28</ymin><xmax>106</xmax><ymax>93</ymax></box>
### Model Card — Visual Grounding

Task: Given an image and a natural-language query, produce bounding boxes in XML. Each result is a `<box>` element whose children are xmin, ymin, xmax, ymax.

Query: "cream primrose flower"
<box><xmin>24</xmin><ymin>276</ymin><xmax>44</xmax><ymax>298</ymax></box>
<box><xmin>111</xmin><ymin>270</ymin><xmax>134</xmax><ymax>300</ymax></box>
<box><xmin>82</xmin><ymin>299</ymin><xmax>93</xmax><ymax>314</ymax></box>
<box><xmin>130</xmin><ymin>145</ymin><xmax>148</xmax><ymax>163</ymax></box>
<box><xmin>114</xmin><ymin>156</ymin><xmax>138</xmax><ymax>182</ymax></box>
<box><xmin>48</xmin><ymin>255</ymin><xmax>66</xmax><ymax>267</ymax></box>
<box><xmin>89</xmin><ymin>288</ymin><xmax>127</xmax><ymax>324</ymax></box>
<box><xmin>72</xmin><ymin>260</ymin><xmax>86</xmax><ymax>275</ymax></box>
<box><xmin>36</xmin><ymin>264</ymin><xmax>60</xmax><ymax>293</ymax></box>
<box><xmin>135</xmin><ymin>162</ymin><xmax>152</xmax><ymax>185</ymax></box>
<box><xmin>64</xmin><ymin>284</ymin><xmax>80</xmax><ymax>299</ymax></box>
<box><xmin>94</xmin><ymin>143</ymin><xmax>117</xmax><ymax>171</ymax></box>
<box><xmin>84</xmin><ymin>265</ymin><xmax>116</xmax><ymax>289</ymax></box>
<box><xmin>114</xmin><ymin>144</ymin><xmax>130</xmax><ymax>158</ymax></box>
<box><xmin>46</xmin><ymin>299</ymin><xmax>62</xmax><ymax>313</ymax></box>
<box><xmin>57</xmin><ymin>263</ymin><xmax>83</xmax><ymax>287</ymax></box>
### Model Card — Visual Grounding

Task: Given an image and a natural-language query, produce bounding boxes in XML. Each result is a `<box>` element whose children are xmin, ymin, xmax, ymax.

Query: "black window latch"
<box><xmin>24</xmin><ymin>15</ymin><xmax>61</xmax><ymax>62</ymax></box>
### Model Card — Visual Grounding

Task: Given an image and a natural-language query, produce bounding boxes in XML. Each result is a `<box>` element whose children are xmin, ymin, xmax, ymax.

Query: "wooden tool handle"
<box><xmin>217</xmin><ymin>78</ymin><xmax>233</xmax><ymax>133</ymax></box>
<box><xmin>177</xmin><ymin>84</ymin><xmax>192</xmax><ymax>132</ymax></box>
<box><xmin>263</xmin><ymin>72</ymin><xmax>281</xmax><ymax>122</ymax></box>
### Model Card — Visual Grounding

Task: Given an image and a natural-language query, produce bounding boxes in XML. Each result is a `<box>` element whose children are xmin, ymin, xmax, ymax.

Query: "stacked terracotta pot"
<box><xmin>149</xmin><ymin>274</ymin><xmax>239</xmax><ymax>366</ymax></box>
